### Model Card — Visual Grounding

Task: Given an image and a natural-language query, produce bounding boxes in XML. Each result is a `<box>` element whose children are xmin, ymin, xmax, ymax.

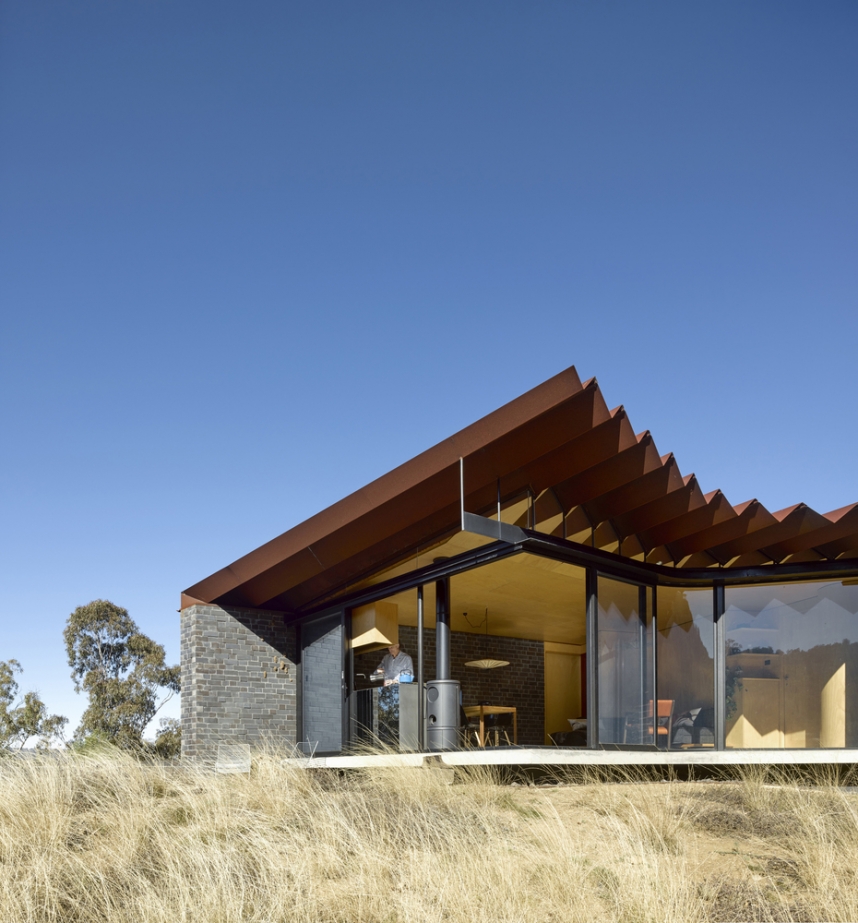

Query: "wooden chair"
<box><xmin>651</xmin><ymin>699</ymin><xmax>674</xmax><ymax>747</ymax></box>
<box><xmin>459</xmin><ymin>707</ymin><xmax>482</xmax><ymax>748</ymax></box>
<box><xmin>483</xmin><ymin>711</ymin><xmax>514</xmax><ymax>746</ymax></box>
<box><xmin>623</xmin><ymin>699</ymin><xmax>674</xmax><ymax>746</ymax></box>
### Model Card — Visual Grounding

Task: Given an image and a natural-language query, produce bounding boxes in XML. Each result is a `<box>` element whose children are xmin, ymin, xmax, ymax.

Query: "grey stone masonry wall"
<box><xmin>181</xmin><ymin>604</ymin><xmax>297</xmax><ymax>761</ymax></box>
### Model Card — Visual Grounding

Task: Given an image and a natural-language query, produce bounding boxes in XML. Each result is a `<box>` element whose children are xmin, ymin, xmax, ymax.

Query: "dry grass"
<box><xmin>2</xmin><ymin>751</ymin><xmax>858</xmax><ymax>922</ymax></box>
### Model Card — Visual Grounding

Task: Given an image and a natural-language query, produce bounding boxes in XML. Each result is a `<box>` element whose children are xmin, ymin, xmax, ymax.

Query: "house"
<box><xmin>180</xmin><ymin>367</ymin><xmax>858</xmax><ymax>764</ymax></box>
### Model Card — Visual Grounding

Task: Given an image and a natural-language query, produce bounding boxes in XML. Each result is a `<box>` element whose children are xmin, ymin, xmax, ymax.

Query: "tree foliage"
<box><xmin>153</xmin><ymin>717</ymin><xmax>182</xmax><ymax>759</ymax></box>
<box><xmin>64</xmin><ymin>600</ymin><xmax>180</xmax><ymax>750</ymax></box>
<box><xmin>0</xmin><ymin>659</ymin><xmax>67</xmax><ymax>751</ymax></box>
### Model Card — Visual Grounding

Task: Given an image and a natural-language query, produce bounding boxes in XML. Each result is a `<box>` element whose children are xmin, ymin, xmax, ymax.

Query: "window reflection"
<box><xmin>598</xmin><ymin>578</ymin><xmax>654</xmax><ymax>746</ymax></box>
<box><xmin>725</xmin><ymin>581</ymin><xmax>858</xmax><ymax>749</ymax></box>
<box><xmin>657</xmin><ymin>587</ymin><xmax>714</xmax><ymax>749</ymax></box>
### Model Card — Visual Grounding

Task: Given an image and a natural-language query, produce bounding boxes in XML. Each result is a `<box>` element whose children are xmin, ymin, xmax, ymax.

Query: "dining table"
<box><xmin>462</xmin><ymin>704</ymin><xmax>517</xmax><ymax>747</ymax></box>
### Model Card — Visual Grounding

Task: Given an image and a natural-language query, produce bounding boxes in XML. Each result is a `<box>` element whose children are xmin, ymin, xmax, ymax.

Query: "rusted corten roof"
<box><xmin>183</xmin><ymin>366</ymin><xmax>858</xmax><ymax>612</ymax></box>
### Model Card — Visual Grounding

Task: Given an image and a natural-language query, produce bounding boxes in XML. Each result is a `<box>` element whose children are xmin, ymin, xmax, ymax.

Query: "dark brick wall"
<box><xmin>181</xmin><ymin>605</ymin><xmax>297</xmax><ymax>761</ymax></box>
<box><xmin>354</xmin><ymin>627</ymin><xmax>545</xmax><ymax>746</ymax></box>
<box><xmin>183</xmin><ymin>606</ymin><xmax>546</xmax><ymax>755</ymax></box>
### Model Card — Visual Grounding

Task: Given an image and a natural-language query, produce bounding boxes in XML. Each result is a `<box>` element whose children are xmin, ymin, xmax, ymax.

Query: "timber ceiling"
<box><xmin>183</xmin><ymin>366</ymin><xmax>858</xmax><ymax>613</ymax></box>
<box><xmin>379</xmin><ymin>554</ymin><xmax>588</xmax><ymax>648</ymax></box>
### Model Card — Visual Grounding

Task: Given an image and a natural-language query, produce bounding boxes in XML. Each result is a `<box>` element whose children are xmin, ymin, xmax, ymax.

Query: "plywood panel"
<box><xmin>544</xmin><ymin>650</ymin><xmax>582</xmax><ymax>744</ymax></box>
<box><xmin>784</xmin><ymin>650</ymin><xmax>815</xmax><ymax>747</ymax></box>
<box><xmin>726</xmin><ymin>678</ymin><xmax>784</xmax><ymax>748</ymax></box>
<box><xmin>351</xmin><ymin>601</ymin><xmax>398</xmax><ymax>651</ymax></box>
<box><xmin>379</xmin><ymin>554</ymin><xmax>587</xmax><ymax>646</ymax></box>
<box><xmin>821</xmin><ymin>663</ymin><xmax>846</xmax><ymax>748</ymax></box>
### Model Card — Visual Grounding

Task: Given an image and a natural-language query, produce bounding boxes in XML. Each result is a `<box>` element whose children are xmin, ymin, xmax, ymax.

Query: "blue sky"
<box><xmin>1</xmin><ymin>1</ymin><xmax>856</xmax><ymax>736</ymax></box>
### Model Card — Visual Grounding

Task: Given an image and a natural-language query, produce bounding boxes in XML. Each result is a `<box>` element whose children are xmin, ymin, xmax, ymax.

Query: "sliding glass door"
<box><xmin>597</xmin><ymin>577</ymin><xmax>654</xmax><ymax>746</ymax></box>
<box><xmin>657</xmin><ymin>587</ymin><xmax>715</xmax><ymax>749</ymax></box>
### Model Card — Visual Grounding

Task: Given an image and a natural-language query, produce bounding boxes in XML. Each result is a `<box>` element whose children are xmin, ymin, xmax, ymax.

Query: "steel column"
<box><xmin>586</xmin><ymin>567</ymin><xmax>599</xmax><ymax>749</ymax></box>
<box><xmin>713</xmin><ymin>582</ymin><xmax>726</xmax><ymax>751</ymax></box>
<box><xmin>417</xmin><ymin>585</ymin><xmax>425</xmax><ymax>750</ymax></box>
<box><xmin>651</xmin><ymin>587</ymin><xmax>658</xmax><ymax>748</ymax></box>
<box><xmin>638</xmin><ymin>584</ymin><xmax>648</xmax><ymax>745</ymax></box>
<box><xmin>345</xmin><ymin>608</ymin><xmax>353</xmax><ymax>748</ymax></box>
<box><xmin>436</xmin><ymin>575</ymin><xmax>451</xmax><ymax>681</ymax></box>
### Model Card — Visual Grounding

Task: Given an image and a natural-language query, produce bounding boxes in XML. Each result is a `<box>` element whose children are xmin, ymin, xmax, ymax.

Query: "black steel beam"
<box><xmin>294</xmin><ymin>527</ymin><xmax>858</xmax><ymax>624</ymax></box>
<box><xmin>517</xmin><ymin>530</ymin><xmax>858</xmax><ymax>588</ymax></box>
<box><xmin>295</xmin><ymin>540</ymin><xmax>520</xmax><ymax>620</ymax></box>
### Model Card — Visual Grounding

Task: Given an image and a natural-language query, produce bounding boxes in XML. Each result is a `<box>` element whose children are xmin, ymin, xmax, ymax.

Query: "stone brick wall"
<box><xmin>182</xmin><ymin>605</ymin><xmax>546</xmax><ymax>756</ymax></box>
<box><xmin>181</xmin><ymin>604</ymin><xmax>297</xmax><ymax>761</ymax></box>
<box><xmin>354</xmin><ymin>627</ymin><xmax>545</xmax><ymax>746</ymax></box>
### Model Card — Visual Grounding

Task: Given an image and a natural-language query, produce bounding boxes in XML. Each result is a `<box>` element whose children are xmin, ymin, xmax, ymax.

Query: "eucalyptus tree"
<box><xmin>64</xmin><ymin>600</ymin><xmax>180</xmax><ymax>749</ymax></box>
<box><xmin>0</xmin><ymin>659</ymin><xmax>67</xmax><ymax>750</ymax></box>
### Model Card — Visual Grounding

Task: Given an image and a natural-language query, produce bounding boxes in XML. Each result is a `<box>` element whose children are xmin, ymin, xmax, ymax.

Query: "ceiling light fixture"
<box><xmin>464</xmin><ymin>608</ymin><xmax>510</xmax><ymax>670</ymax></box>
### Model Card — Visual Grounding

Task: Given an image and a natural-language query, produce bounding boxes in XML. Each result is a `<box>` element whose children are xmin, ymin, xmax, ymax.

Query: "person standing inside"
<box><xmin>377</xmin><ymin>642</ymin><xmax>414</xmax><ymax>685</ymax></box>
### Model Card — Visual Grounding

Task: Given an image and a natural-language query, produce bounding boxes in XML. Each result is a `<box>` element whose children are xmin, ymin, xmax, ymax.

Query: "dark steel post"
<box><xmin>344</xmin><ymin>608</ymin><xmax>353</xmax><ymax>749</ymax></box>
<box><xmin>713</xmin><ymin>582</ymin><xmax>726</xmax><ymax>750</ymax></box>
<box><xmin>586</xmin><ymin>567</ymin><xmax>599</xmax><ymax>749</ymax></box>
<box><xmin>436</xmin><ymin>576</ymin><xmax>451</xmax><ymax>680</ymax></box>
<box><xmin>638</xmin><ymin>585</ymin><xmax>647</xmax><ymax>742</ymax></box>
<box><xmin>417</xmin><ymin>585</ymin><xmax>424</xmax><ymax>750</ymax></box>
<box><xmin>651</xmin><ymin>587</ymin><xmax>659</xmax><ymax>747</ymax></box>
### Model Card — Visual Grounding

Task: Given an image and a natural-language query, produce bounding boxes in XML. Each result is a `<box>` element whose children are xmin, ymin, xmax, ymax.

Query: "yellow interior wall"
<box><xmin>544</xmin><ymin>643</ymin><xmax>583</xmax><ymax>743</ymax></box>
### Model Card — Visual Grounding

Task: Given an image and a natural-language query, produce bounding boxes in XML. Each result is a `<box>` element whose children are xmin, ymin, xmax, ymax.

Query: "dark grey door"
<box><xmin>300</xmin><ymin>612</ymin><xmax>345</xmax><ymax>754</ymax></box>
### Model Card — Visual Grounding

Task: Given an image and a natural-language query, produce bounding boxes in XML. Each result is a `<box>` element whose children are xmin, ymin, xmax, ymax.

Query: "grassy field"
<box><xmin>2</xmin><ymin>750</ymin><xmax>858</xmax><ymax>922</ymax></box>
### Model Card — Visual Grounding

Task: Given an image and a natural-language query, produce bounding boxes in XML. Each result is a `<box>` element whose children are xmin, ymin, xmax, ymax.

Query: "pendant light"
<box><xmin>464</xmin><ymin>608</ymin><xmax>509</xmax><ymax>670</ymax></box>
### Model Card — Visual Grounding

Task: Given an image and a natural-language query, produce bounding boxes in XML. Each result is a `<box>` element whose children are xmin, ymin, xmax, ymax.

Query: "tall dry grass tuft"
<box><xmin>2</xmin><ymin>750</ymin><xmax>858</xmax><ymax>922</ymax></box>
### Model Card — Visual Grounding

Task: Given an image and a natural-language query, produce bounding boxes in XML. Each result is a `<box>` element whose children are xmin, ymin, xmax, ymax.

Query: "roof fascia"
<box><xmin>184</xmin><ymin>365</ymin><xmax>585</xmax><ymax>605</ymax></box>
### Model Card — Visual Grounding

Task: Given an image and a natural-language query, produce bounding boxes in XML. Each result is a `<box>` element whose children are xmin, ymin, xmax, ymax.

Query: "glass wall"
<box><xmin>725</xmin><ymin>581</ymin><xmax>858</xmax><ymax>749</ymax></box>
<box><xmin>336</xmin><ymin>552</ymin><xmax>858</xmax><ymax>753</ymax></box>
<box><xmin>347</xmin><ymin>555</ymin><xmax>587</xmax><ymax>749</ymax></box>
<box><xmin>598</xmin><ymin>578</ymin><xmax>654</xmax><ymax>745</ymax></box>
<box><xmin>450</xmin><ymin>555</ymin><xmax>587</xmax><ymax>748</ymax></box>
<box><xmin>657</xmin><ymin>587</ymin><xmax>714</xmax><ymax>749</ymax></box>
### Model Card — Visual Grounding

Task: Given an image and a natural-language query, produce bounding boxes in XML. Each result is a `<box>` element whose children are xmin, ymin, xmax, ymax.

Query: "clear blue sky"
<box><xmin>1</xmin><ymin>2</ymin><xmax>856</xmax><ymax>737</ymax></box>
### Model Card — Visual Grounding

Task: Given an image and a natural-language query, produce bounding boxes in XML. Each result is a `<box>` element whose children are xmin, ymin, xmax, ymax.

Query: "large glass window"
<box><xmin>347</xmin><ymin>554</ymin><xmax>587</xmax><ymax>749</ymax></box>
<box><xmin>657</xmin><ymin>587</ymin><xmax>714</xmax><ymax>749</ymax></box>
<box><xmin>451</xmin><ymin>555</ymin><xmax>586</xmax><ymax>748</ymax></box>
<box><xmin>725</xmin><ymin>581</ymin><xmax>858</xmax><ymax>749</ymax></box>
<box><xmin>598</xmin><ymin>578</ymin><xmax>654</xmax><ymax>745</ymax></box>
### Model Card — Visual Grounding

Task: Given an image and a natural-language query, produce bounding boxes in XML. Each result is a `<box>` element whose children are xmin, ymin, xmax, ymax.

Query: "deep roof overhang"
<box><xmin>183</xmin><ymin>365</ymin><xmax>858</xmax><ymax>613</ymax></box>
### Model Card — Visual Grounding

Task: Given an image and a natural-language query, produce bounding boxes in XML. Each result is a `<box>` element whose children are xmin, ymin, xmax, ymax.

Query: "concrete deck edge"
<box><xmin>284</xmin><ymin>753</ymin><xmax>428</xmax><ymax>769</ymax></box>
<box><xmin>440</xmin><ymin>748</ymin><xmax>858</xmax><ymax>767</ymax></box>
<box><xmin>282</xmin><ymin>749</ymin><xmax>858</xmax><ymax>770</ymax></box>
